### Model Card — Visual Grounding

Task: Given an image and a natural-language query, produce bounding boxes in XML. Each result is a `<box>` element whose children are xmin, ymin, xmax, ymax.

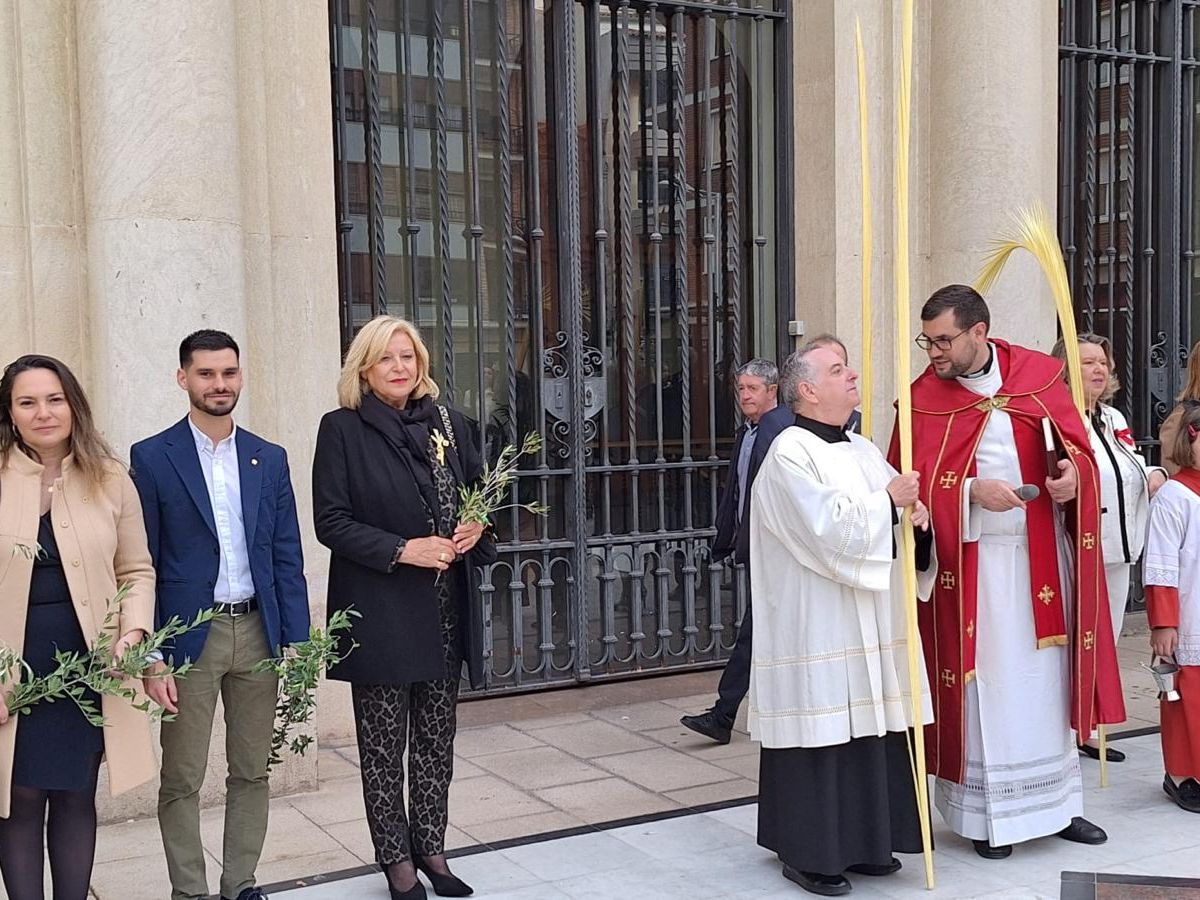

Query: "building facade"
<box><xmin>0</xmin><ymin>0</ymin><xmax>1189</xmax><ymax>819</ymax></box>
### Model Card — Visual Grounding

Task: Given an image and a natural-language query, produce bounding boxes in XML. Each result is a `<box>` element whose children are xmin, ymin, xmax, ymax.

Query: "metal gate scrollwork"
<box><xmin>330</xmin><ymin>0</ymin><xmax>790</xmax><ymax>694</ymax></box>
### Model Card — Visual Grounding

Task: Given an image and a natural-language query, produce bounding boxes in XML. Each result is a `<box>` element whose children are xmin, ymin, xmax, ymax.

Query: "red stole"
<box><xmin>889</xmin><ymin>340</ymin><xmax>1126</xmax><ymax>783</ymax></box>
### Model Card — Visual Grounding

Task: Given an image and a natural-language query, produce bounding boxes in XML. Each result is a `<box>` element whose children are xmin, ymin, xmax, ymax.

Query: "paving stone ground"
<box><xmin>275</xmin><ymin>734</ymin><xmax>1200</xmax><ymax>900</ymax></box>
<box><xmin>71</xmin><ymin>613</ymin><xmax>1175</xmax><ymax>899</ymax></box>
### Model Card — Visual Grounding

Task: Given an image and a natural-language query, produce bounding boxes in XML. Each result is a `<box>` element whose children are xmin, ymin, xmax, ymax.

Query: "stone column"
<box><xmin>791</xmin><ymin>1</ymin><xmax>903</xmax><ymax>439</ymax></box>
<box><xmin>72</xmin><ymin>0</ymin><xmax>340</xmax><ymax>820</ymax></box>
<box><xmin>791</xmin><ymin>0</ymin><xmax>1058</xmax><ymax>441</ymax></box>
<box><xmin>0</xmin><ymin>0</ymin><xmax>88</xmax><ymax>367</ymax></box>
<box><xmin>926</xmin><ymin>1</ymin><xmax>1060</xmax><ymax>347</ymax></box>
<box><xmin>75</xmin><ymin>0</ymin><xmax>250</xmax><ymax>451</ymax></box>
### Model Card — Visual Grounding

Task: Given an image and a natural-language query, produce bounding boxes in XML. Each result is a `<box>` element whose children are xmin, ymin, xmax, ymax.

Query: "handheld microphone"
<box><xmin>1015</xmin><ymin>484</ymin><xmax>1040</xmax><ymax>502</ymax></box>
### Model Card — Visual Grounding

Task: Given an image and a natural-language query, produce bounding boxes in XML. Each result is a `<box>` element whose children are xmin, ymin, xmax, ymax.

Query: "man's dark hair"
<box><xmin>920</xmin><ymin>284</ymin><xmax>990</xmax><ymax>332</ymax></box>
<box><xmin>179</xmin><ymin>330</ymin><xmax>240</xmax><ymax>367</ymax></box>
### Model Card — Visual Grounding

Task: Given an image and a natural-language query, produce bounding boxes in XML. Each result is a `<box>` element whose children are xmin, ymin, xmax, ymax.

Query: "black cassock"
<box><xmin>757</xmin><ymin>731</ymin><xmax>926</xmax><ymax>874</ymax></box>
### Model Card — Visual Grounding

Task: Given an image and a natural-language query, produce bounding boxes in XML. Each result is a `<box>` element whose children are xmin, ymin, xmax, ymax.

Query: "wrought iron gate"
<box><xmin>329</xmin><ymin>0</ymin><xmax>791</xmax><ymax>693</ymax></box>
<box><xmin>1058</xmin><ymin>0</ymin><xmax>1200</xmax><ymax>457</ymax></box>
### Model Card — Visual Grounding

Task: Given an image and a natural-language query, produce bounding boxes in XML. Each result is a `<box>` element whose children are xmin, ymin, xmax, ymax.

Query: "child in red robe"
<box><xmin>1142</xmin><ymin>402</ymin><xmax>1200</xmax><ymax>813</ymax></box>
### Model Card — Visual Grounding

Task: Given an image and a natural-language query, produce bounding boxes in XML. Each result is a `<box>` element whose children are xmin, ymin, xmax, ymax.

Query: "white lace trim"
<box><xmin>1143</xmin><ymin>565</ymin><xmax>1180</xmax><ymax>588</ymax></box>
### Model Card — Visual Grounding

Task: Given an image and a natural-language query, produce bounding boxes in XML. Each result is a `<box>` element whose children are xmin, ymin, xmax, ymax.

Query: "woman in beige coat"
<box><xmin>0</xmin><ymin>355</ymin><xmax>156</xmax><ymax>900</ymax></box>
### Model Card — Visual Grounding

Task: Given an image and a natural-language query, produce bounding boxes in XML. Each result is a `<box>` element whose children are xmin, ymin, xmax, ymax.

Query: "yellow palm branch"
<box><xmin>973</xmin><ymin>203</ymin><xmax>1085</xmax><ymax>415</ymax></box>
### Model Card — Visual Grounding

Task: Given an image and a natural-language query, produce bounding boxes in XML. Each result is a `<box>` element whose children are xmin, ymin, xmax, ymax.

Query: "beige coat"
<box><xmin>0</xmin><ymin>449</ymin><xmax>157</xmax><ymax>817</ymax></box>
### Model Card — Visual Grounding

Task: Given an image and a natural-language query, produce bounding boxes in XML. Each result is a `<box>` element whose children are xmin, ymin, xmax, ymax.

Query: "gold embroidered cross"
<box><xmin>939</xmin><ymin>471</ymin><xmax>959</xmax><ymax>489</ymax></box>
<box><xmin>1083</xmin><ymin>630</ymin><xmax>1095</xmax><ymax>651</ymax></box>
<box><xmin>941</xmin><ymin>669</ymin><xmax>957</xmax><ymax>688</ymax></box>
<box><xmin>1082</xmin><ymin>532</ymin><xmax>1096</xmax><ymax>551</ymax></box>
<box><xmin>966</xmin><ymin>620</ymin><xmax>975</xmax><ymax>639</ymax></box>
<box><xmin>431</xmin><ymin>429</ymin><xmax>450</xmax><ymax>466</ymax></box>
<box><xmin>1038</xmin><ymin>584</ymin><xmax>1056</xmax><ymax>605</ymax></box>
<box><xmin>940</xmin><ymin>571</ymin><xmax>956</xmax><ymax>590</ymax></box>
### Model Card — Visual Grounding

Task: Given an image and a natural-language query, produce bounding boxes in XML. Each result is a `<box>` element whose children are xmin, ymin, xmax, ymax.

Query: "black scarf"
<box><xmin>358</xmin><ymin>392</ymin><xmax>444</xmax><ymax>526</ymax></box>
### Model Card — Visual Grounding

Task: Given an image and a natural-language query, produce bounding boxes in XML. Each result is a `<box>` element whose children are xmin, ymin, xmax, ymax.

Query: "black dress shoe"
<box><xmin>973</xmin><ymin>840</ymin><xmax>1012</xmax><ymax>859</ymax></box>
<box><xmin>1078</xmin><ymin>743</ymin><xmax>1126</xmax><ymax>762</ymax></box>
<box><xmin>1057</xmin><ymin>817</ymin><xmax>1107</xmax><ymax>845</ymax></box>
<box><xmin>1163</xmin><ymin>775</ymin><xmax>1200</xmax><ymax>813</ymax></box>
<box><xmin>782</xmin><ymin>865</ymin><xmax>852</xmax><ymax>896</ymax></box>
<box><xmin>845</xmin><ymin>857</ymin><xmax>901</xmax><ymax>876</ymax></box>
<box><xmin>415</xmin><ymin>857</ymin><xmax>473</xmax><ymax>897</ymax></box>
<box><xmin>388</xmin><ymin>882</ymin><xmax>428</xmax><ymax>900</ymax></box>
<box><xmin>223</xmin><ymin>888</ymin><xmax>267</xmax><ymax>900</ymax></box>
<box><xmin>680</xmin><ymin>711</ymin><xmax>732</xmax><ymax>745</ymax></box>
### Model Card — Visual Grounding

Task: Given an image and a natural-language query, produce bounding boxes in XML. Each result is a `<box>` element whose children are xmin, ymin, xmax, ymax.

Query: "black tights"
<box><xmin>0</xmin><ymin>754</ymin><xmax>101</xmax><ymax>900</ymax></box>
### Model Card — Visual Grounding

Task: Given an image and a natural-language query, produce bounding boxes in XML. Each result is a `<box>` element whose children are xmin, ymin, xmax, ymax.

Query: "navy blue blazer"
<box><xmin>130</xmin><ymin>417</ymin><xmax>311</xmax><ymax>666</ymax></box>
<box><xmin>712</xmin><ymin>403</ymin><xmax>796</xmax><ymax>566</ymax></box>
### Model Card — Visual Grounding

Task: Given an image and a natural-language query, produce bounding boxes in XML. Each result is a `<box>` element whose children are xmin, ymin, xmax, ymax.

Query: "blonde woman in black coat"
<box><xmin>313</xmin><ymin>316</ymin><xmax>496</xmax><ymax>900</ymax></box>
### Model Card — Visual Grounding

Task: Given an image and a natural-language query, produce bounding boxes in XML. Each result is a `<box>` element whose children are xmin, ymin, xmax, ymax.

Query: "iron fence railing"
<box><xmin>329</xmin><ymin>0</ymin><xmax>790</xmax><ymax>693</ymax></box>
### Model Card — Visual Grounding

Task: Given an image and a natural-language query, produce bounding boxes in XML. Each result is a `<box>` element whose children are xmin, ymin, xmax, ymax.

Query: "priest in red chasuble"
<box><xmin>888</xmin><ymin>284</ymin><xmax>1125</xmax><ymax>860</ymax></box>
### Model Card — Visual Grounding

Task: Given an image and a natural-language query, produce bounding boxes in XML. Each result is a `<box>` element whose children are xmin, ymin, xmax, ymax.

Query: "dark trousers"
<box><xmin>713</xmin><ymin>600</ymin><xmax>752</xmax><ymax>727</ymax></box>
<box><xmin>352</xmin><ymin>678</ymin><xmax>460</xmax><ymax>865</ymax></box>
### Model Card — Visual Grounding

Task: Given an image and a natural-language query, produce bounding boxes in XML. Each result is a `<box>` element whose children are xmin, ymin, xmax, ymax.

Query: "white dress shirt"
<box><xmin>189</xmin><ymin>417</ymin><xmax>255</xmax><ymax>604</ymax></box>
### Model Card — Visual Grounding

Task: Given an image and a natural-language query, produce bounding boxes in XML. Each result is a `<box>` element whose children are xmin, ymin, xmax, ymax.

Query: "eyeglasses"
<box><xmin>915</xmin><ymin>328</ymin><xmax>970</xmax><ymax>352</ymax></box>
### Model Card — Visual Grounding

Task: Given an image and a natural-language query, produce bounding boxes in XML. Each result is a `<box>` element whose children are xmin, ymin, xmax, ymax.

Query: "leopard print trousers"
<box><xmin>351</xmin><ymin>431</ymin><xmax>465</xmax><ymax>864</ymax></box>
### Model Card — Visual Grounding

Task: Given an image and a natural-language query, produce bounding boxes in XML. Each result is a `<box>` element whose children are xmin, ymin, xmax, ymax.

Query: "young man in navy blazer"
<box><xmin>131</xmin><ymin>330</ymin><xmax>310</xmax><ymax>900</ymax></box>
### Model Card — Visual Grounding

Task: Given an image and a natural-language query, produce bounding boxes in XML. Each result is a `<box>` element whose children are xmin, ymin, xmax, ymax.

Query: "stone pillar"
<box><xmin>0</xmin><ymin>0</ymin><xmax>88</xmax><ymax>367</ymax></box>
<box><xmin>791</xmin><ymin>1</ymin><xmax>904</xmax><ymax>439</ymax></box>
<box><xmin>926</xmin><ymin>1</ymin><xmax>1060</xmax><ymax>348</ymax></box>
<box><xmin>70</xmin><ymin>0</ymin><xmax>340</xmax><ymax>820</ymax></box>
<box><xmin>75</xmin><ymin>0</ymin><xmax>250</xmax><ymax>450</ymax></box>
<box><xmin>791</xmin><ymin>0</ymin><xmax>1059</xmax><ymax>443</ymax></box>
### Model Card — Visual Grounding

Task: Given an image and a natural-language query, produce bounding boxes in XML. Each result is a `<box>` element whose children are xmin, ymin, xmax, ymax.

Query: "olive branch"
<box><xmin>457</xmin><ymin>431</ymin><xmax>549</xmax><ymax>525</ymax></box>
<box><xmin>252</xmin><ymin>608</ymin><xmax>360</xmax><ymax>771</ymax></box>
<box><xmin>0</xmin><ymin>585</ymin><xmax>216</xmax><ymax>725</ymax></box>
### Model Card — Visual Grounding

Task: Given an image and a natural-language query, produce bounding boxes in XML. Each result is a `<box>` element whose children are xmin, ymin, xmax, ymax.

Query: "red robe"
<box><xmin>888</xmin><ymin>340</ymin><xmax>1126</xmax><ymax>783</ymax></box>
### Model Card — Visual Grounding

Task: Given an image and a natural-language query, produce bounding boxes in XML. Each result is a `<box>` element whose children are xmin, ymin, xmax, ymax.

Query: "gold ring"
<box><xmin>438</xmin><ymin>553</ymin><xmax>447</xmax><ymax>562</ymax></box>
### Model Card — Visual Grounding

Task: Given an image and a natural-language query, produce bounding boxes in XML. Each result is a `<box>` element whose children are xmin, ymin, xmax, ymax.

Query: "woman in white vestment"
<box><xmin>1053</xmin><ymin>335</ymin><xmax>1166</xmax><ymax>762</ymax></box>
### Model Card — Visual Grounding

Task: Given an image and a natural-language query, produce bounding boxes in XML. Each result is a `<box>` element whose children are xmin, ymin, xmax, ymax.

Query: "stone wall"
<box><xmin>791</xmin><ymin>0</ymin><xmax>1059</xmax><ymax>441</ymax></box>
<box><xmin>0</xmin><ymin>0</ymin><xmax>341</xmax><ymax>821</ymax></box>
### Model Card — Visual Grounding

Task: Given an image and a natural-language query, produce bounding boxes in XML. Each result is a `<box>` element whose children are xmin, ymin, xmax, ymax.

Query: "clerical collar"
<box><xmin>961</xmin><ymin>344</ymin><xmax>995</xmax><ymax>380</ymax></box>
<box><xmin>794</xmin><ymin>413</ymin><xmax>849</xmax><ymax>444</ymax></box>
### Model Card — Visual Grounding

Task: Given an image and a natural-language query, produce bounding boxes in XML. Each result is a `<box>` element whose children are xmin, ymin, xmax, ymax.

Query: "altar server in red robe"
<box><xmin>1142</xmin><ymin>402</ymin><xmax>1200</xmax><ymax>813</ymax></box>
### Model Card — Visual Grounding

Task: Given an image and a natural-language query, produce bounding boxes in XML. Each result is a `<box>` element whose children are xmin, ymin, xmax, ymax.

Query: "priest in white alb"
<box><xmin>749</xmin><ymin>343</ymin><xmax>933</xmax><ymax>897</ymax></box>
<box><xmin>893</xmin><ymin>285</ymin><xmax>1125</xmax><ymax>860</ymax></box>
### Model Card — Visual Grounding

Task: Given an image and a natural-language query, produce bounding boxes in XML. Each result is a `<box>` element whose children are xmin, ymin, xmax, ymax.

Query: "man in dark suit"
<box><xmin>682</xmin><ymin>359</ymin><xmax>792</xmax><ymax>744</ymax></box>
<box><xmin>132</xmin><ymin>330</ymin><xmax>310</xmax><ymax>900</ymax></box>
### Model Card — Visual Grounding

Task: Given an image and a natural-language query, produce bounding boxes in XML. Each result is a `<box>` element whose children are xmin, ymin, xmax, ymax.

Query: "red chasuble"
<box><xmin>888</xmin><ymin>340</ymin><xmax>1126</xmax><ymax>783</ymax></box>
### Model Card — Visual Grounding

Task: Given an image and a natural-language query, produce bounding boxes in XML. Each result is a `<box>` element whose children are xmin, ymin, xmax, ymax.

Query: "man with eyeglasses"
<box><xmin>890</xmin><ymin>284</ymin><xmax>1126</xmax><ymax>862</ymax></box>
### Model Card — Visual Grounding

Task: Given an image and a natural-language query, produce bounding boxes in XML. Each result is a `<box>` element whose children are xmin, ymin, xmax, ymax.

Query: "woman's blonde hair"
<box><xmin>337</xmin><ymin>316</ymin><xmax>440</xmax><ymax>410</ymax></box>
<box><xmin>1178</xmin><ymin>341</ymin><xmax>1200</xmax><ymax>403</ymax></box>
<box><xmin>0</xmin><ymin>355</ymin><xmax>118</xmax><ymax>486</ymax></box>
<box><xmin>1050</xmin><ymin>333</ymin><xmax>1119</xmax><ymax>405</ymax></box>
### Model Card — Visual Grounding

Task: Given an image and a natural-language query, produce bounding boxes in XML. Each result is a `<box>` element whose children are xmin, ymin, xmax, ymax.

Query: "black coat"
<box><xmin>712</xmin><ymin>404</ymin><xmax>796</xmax><ymax>566</ymax></box>
<box><xmin>312</xmin><ymin>402</ymin><xmax>497</xmax><ymax>688</ymax></box>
